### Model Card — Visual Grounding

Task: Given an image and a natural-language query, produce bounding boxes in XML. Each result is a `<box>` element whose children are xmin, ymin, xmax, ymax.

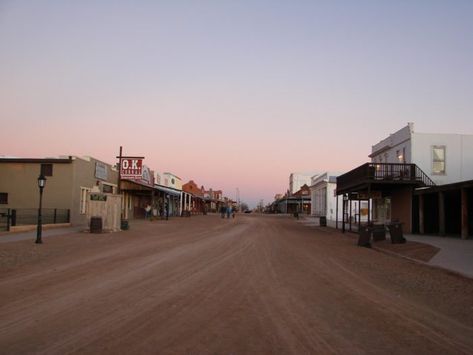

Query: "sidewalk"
<box><xmin>405</xmin><ymin>234</ymin><xmax>473</xmax><ymax>279</ymax></box>
<box><xmin>0</xmin><ymin>226</ymin><xmax>84</xmax><ymax>243</ymax></box>
<box><xmin>297</xmin><ymin>216</ymin><xmax>473</xmax><ymax>279</ymax></box>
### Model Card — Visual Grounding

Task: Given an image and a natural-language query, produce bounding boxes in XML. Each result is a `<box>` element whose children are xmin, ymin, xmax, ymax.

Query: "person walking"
<box><xmin>145</xmin><ymin>204</ymin><xmax>151</xmax><ymax>220</ymax></box>
<box><xmin>220</xmin><ymin>206</ymin><xmax>225</xmax><ymax>218</ymax></box>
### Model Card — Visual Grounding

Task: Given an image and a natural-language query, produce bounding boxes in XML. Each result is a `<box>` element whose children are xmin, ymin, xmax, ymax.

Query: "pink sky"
<box><xmin>1</xmin><ymin>1</ymin><xmax>472</xmax><ymax>207</ymax></box>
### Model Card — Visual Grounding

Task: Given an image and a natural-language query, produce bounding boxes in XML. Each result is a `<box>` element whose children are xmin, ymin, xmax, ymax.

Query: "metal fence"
<box><xmin>0</xmin><ymin>208</ymin><xmax>70</xmax><ymax>232</ymax></box>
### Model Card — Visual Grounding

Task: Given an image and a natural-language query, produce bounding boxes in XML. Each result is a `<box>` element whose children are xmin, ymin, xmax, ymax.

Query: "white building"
<box><xmin>289</xmin><ymin>172</ymin><xmax>319</xmax><ymax>195</ymax></box>
<box><xmin>370</xmin><ymin>123</ymin><xmax>473</xmax><ymax>185</ymax></box>
<box><xmin>163</xmin><ymin>172</ymin><xmax>183</xmax><ymax>190</ymax></box>
<box><xmin>310</xmin><ymin>172</ymin><xmax>344</xmax><ymax>226</ymax></box>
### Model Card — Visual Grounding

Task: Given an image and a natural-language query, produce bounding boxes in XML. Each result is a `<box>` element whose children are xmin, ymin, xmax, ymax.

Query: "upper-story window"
<box><xmin>0</xmin><ymin>193</ymin><xmax>8</xmax><ymax>204</ymax></box>
<box><xmin>432</xmin><ymin>146</ymin><xmax>446</xmax><ymax>175</ymax></box>
<box><xmin>41</xmin><ymin>163</ymin><xmax>53</xmax><ymax>176</ymax></box>
<box><xmin>396</xmin><ymin>148</ymin><xmax>406</xmax><ymax>163</ymax></box>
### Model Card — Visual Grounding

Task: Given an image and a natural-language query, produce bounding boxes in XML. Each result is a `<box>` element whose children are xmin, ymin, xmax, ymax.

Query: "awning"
<box><xmin>154</xmin><ymin>184</ymin><xmax>181</xmax><ymax>197</ymax></box>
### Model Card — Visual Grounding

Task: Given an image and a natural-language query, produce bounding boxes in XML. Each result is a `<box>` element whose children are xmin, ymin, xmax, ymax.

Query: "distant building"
<box><xmin>163</xmin><ymin>172</ymin><xmax>182</xmax><ymax>190</ymax></box>
<box><xmin>182</xmin><ymin>180</ymin><xmax>205</xmax><ymax>214</ymax></box>
<box><xmin>310</xmin><ymin>172</ymin><xmax>344</xmax><ymax>226</ymax></box>
<box><xmin>289</xmin><ymin>172</ymin><xmax>319</xmax><ymax>195</ymax></box>
<box><xmin>292</xmin><ymin>184</ymin><xmax>311</xmax><ymax>214</ymax></box>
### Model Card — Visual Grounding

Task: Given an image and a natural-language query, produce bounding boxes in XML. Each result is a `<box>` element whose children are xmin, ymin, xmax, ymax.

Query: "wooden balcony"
<box><xmin>336</xmin><ymin>163</ymin><xmax>435</xmax><ymax>195</ymax></box>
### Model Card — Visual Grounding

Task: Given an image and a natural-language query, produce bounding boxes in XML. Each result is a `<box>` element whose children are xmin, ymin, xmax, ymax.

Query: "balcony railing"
<box><xmin>337</xmin><ymin>163</ymin><xmax>435</xmax><ymax>194</ymax></box>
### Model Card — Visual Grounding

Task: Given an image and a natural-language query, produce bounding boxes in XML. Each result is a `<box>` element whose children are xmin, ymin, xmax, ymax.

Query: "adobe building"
<box><xmin>0</xmin><ymin>156</ymin><xmax>118</xmax><ymax>230</ymax></box>
<box><xmin>182</xmin><ymin>180</ymin><xmax>205</xmax><ymax>214</ymax></box>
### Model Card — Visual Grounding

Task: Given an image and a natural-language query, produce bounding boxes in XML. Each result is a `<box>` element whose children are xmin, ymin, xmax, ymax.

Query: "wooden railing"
<box><xmin>337</xmin><ymin>163</ymin><xmax>435</xmax><ymax>193</ymax></box>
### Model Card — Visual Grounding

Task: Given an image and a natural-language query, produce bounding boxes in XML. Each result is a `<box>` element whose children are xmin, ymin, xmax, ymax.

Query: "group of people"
<box><xmin>145</xmin><ymin>203</ymin><xmax>235</xmax><ymax>220</ymax></box>
<box><xmin>144</xmin><ymin>202</ymin><xmax>169</xmax><ymax>220</ymax></box>
<box><xmin>220</xmin><ymin>205</ymin><xmax>236</xmax><ymax>219</ymax></box>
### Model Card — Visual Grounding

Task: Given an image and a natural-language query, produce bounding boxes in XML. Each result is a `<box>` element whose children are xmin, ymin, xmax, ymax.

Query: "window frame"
<box><xmin>80</xmin><ymin>187</ymin><xmax>91</xmax><ymax>214</ymax></box>
<box><xmin>432</xmin><ymin>145</ymin><xmax>446</xmax><ymax>175</ymax></box>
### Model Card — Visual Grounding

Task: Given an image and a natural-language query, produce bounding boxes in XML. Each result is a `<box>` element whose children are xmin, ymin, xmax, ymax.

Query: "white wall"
<box><xmin>290</xmin><ymin>173</ymin><xmax>315</xmax><ymax>194</ymax></box>
<box><xmin>370</xmin><ymin>124</ymin><xmax>413</xmax><ymax>164</ymax></box>
<box><xmin>411</xmin><ymin>132</ymin><xmax>473</xmax><ymax>185</ymax></box>
<box><xmin>370</xmin><ymin>123</ymin><xmax>473</xmax><ymax>185</ymax></box>
<box><xmin>310</xmin><ymin>172</ymin><xmax>343</xmax><ymax>221</ymax></box>
<box><xmin>462</xmin><ymin>135</ymin><xmax>473</xmax><ymax>181</ymax></box>
<box><xmin>163</xmin><ymin>173</ymin><xmax>183</xmax><ymax>190</ymax></box>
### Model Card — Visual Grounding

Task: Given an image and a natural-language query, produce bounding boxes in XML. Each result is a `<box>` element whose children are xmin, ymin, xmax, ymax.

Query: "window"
<box><xmin>397</xmin><ymin>148</ymin><xmax>406</xmax><ymax>163</ymax></box>
<box><xmin>0</xmin><ymin>193</ymin><xmax>8</xmax><ymax>204</ymax></box>
<box><xmin>102</xmin><ymin>184</ymin><xmax>113</xmax><ymax>194</ymax></box>
<box><xmin>41</xmin><ymin>164</ymin><xmax>53</xmax><ymax>176</ymax></box>
<box><xmin>80</xmin><ymin>187</ymin><xmax>90</xmax><ymax>214</ymax></box>
<box><xmin>432</xmin><ymin>146</ymin><xmax>446</xmax><ymax>175</ymax></box>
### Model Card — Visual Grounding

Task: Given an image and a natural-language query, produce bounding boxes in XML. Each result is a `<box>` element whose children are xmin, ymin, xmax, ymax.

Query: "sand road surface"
<box><xmin>1</xmin><ymin>215</ymin><xmax>473</xmax><ymax>354</ymax></box>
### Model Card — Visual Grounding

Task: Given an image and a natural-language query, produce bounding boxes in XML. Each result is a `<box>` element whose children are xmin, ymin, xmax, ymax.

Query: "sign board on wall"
<box><xmin>120</xmin><ymin>158</ymin><xmax>143</xmax><ymax>178</ymax></box>
<box><xmin>90</xmin><ymin>193</ymin><xmax>107</xmax><ymax>201</ymax></box>
<box><xmin>95</xmin><ymin>162</ymin><xmax>108</xmax><ymax>180</ymax></box>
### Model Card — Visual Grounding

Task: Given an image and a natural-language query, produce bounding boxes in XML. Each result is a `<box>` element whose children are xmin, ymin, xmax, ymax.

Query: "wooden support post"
<box><xmin>439</xmin><ymin>191</ymin><xmax>446</xmax><ymax>236</ymax></box>
<box><xmin>419</xmin><ymin>194</ymin><xmax>424</xmax><ymax>234</ymax></box>
<box><xmin>367</xmin><ymin>185</ymin><xmax>371</xmax><ymax>224</ymax></box>
<box><xmin>348</xmin><ymin>199</ymin><xmax>352</xmax><ymax>232</ymax></box>
<box><xmin>335</xmin><ymin>195</ymin><xmax>338</xmax><ymax>230</ymax></box>
<box><xmin>461</xmin><ymin>188</ymin><xmax>468</xmax><ymax>240</ymax></box>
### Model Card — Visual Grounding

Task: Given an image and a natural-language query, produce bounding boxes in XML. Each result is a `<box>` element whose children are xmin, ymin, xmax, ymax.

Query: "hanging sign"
<box><xmin>120</xmin><ymin>158</ymin><xmax>143</xmax><ymax>178</ymax></box>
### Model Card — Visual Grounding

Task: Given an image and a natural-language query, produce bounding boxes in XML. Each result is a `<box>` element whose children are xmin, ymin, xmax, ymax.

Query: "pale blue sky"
<box><xmin>1</xmin><ymin>1</ymin><xmax>472</xmax><ymax>206</ymax></box>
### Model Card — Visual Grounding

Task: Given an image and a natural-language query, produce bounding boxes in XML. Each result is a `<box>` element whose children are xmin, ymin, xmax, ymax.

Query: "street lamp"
<box><xmin>36</xmin><ymin>174</ymin><xmax>47</xmax><ymax>244</ymax></box>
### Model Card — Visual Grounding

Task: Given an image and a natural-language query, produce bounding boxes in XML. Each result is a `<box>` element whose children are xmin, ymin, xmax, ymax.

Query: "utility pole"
<box><xmin>236</xmin><ymin>188</ymin><xmax>240</xmax><ymax>210</ymax></box>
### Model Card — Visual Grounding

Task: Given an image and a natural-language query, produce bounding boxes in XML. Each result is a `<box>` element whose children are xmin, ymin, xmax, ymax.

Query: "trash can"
<box><xmin>372</xmin><ymin>224</ymin><xmax>386</xmax><ymax>241</ymax></box>
<box><xmin>319</xmin><ymin>216</ymin><xmax>327</xmax><ymax>227</ymax></box>
<box><xmin>388</xmin><ymin>222</ymin><xmax>406</xmax><ymax>244</ymax></box>
<box><xmin>358</xmin><ymin>225</ymin><xmax>372</xmax><ymax>247</ymax></box>
<box><xmin>120</xmin><ymin>219</ymin><xmax>129</xmax><ymax>231</ymax></box>
<box><xmin>90</xmin><ymin>217</ymin><xmax>103</xmax><ymax>233</ymax></box>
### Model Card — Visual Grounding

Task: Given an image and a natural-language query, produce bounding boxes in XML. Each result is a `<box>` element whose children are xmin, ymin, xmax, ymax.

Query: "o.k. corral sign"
<box><xmin>120</xmin><ymin>158</ymin><xmax>144</xmax><ymax>178</ymax></box>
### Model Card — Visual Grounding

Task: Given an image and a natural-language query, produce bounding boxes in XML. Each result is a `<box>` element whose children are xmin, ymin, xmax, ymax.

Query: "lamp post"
<box><xmin>36</xmin><ymin>174</ymin><xmax>47</xmax><ymax>244</ymax></box>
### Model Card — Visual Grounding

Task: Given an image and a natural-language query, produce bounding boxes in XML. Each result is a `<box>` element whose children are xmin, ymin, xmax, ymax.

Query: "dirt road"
<box><xmin>1</xmin><ymin>215</ymin><xmax>473</xmax><ymax>354</ymax></box>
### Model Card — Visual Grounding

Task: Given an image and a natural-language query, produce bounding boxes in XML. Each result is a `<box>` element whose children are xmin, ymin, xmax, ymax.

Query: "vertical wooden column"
<box><xmin>419</xmin><ymin>194</ymin><xmax>424</xmax><ymax>234</ymax></box>
<box><xmin>438</xmin><ymin>191</ymin><xmax>446</xmax><ymax>236</ymax></box>
<box><xmin>335</xmin><ymin>195</ymin><xmax>338</xmax><ymax>230</ymax></box>
<box><xmin>461</xmin><ymin>188</ymin><xmax>468</xmax><ymax>240</ymax></box>
<box><xmin>349</xmin><ymin>199</ymin><xmax>352</xmax><ymax>232</ymax></box>
<box><xmin>367</xmin><ymin>184</ymin><xmax>371</xmax><ymax>224</ymax></box>
<box><xmin>180</xmin><ymin>192</ymin><xmax>184</xmax><ymax>215</ymax></box>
